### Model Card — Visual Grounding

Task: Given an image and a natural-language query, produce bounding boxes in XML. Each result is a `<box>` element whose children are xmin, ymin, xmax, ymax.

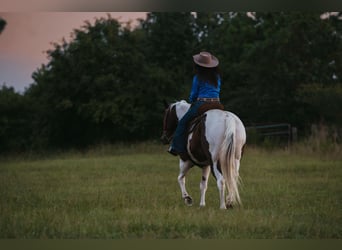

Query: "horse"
<box><xmin>161</xmin><ymin>100</ymin><xmax>246</xmax><ymax>209</ymax></box>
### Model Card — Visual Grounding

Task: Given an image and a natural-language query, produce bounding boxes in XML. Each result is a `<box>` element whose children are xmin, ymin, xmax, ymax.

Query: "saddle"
<box><xmin>197</xmin><ymin>102</ymin><xmax>224</xmax><ymax>115</ymax></box>
<box><xmin>188</xmin><ymin>102</ymin><xmax>224</xmax><ymax>133</ymax></box>
<box><xmin>184</xmin><ymin>102</ymin><xmax>224</xmax><ymax>166</ymax></box>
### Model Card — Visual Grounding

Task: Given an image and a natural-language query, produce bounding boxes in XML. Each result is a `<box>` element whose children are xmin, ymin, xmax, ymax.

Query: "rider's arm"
<box><xmin>189</xmin><ymin>75</ymin><xmax>199</xmax><ymax>103</ymax></box>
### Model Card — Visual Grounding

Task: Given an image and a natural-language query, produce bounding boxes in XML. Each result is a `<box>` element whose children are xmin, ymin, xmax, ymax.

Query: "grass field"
<box><xmin>0</xmin><ymin>142</ymin><xmax>341</xmax><ymax>239</ymax></box>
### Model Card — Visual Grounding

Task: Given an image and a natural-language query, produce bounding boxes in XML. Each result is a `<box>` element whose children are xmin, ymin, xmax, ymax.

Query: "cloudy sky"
<box><xmin>0</xmin><ymin>12</ymin><xmax>147</xmax><ymax>92</ymax></box>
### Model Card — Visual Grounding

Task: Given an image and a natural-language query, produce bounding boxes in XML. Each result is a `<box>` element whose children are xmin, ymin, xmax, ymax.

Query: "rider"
<box><xmin>168</xmin><ymin>51</ymin><xmax>222</xmax><ymax>157</ymax></box>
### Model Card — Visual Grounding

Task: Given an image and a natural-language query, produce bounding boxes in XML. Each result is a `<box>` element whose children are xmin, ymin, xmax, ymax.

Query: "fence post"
<box><xmin>292</xmin><ymin>127</ymin><xmax>298</xmax><ymax>143</ymax></box>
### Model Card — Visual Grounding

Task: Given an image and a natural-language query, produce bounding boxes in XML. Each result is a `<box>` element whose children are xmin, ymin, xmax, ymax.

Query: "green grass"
<box><xmin>0</xmin><ymin>143</ymin><xmax>341</xmax><ymax>238</ymax></box>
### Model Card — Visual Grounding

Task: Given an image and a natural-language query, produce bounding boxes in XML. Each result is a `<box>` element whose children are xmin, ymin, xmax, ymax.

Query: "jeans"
<box><xmin>171</xmin><ymin>101</ymin><xmax>205</xmax><ymax>153</ymax></box>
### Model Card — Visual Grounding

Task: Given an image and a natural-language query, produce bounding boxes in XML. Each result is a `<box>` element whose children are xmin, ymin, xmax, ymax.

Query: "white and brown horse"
<box><xmin>161</xmin><ymin>100</ymin><xmax>246</xmax><ymax>209</ymax></box>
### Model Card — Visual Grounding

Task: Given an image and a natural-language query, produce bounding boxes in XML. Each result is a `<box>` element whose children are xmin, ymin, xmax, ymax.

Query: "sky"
<box><xmin>0</xmin><ymin>12</ymin><xmax>147</xmax><ymax>93</ymax></box>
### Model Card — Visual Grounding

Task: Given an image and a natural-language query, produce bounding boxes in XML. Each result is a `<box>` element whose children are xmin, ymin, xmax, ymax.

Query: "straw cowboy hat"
<box><xmin>193</xmin><ymin>51</ymin><xmax>219</xmax><ymax>68</ymax></box>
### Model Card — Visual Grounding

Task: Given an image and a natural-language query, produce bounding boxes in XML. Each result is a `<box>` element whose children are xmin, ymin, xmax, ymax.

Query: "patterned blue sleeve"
<box><xmin>189</xmin><ymin>75</ymin><xmax>199</xmax><ymax>103</ymax></box>
<box><xmin>217</xmin><ymin>76</ymin><xmax>221</xmax><ymax>92</ymax></box>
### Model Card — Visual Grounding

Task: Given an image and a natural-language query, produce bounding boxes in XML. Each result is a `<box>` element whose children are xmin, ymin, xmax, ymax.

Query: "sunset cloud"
<box><xmin>0</xmin><ymin>12</ymin><xmax>146</xmax><ymax>92</ymax></box>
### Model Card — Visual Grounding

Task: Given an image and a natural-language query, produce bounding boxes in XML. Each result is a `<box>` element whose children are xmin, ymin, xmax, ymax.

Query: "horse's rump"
<box><xmin>187</xmin><ymin>114</ymin><xmax>212</xmax><ymax>166</ymax></box>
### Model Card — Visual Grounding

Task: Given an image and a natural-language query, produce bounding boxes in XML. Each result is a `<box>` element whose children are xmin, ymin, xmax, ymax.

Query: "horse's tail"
<box><xmin>219</xmin><ymin>113</ymin><xmax>241</xmax><ymax>206</ymax></box>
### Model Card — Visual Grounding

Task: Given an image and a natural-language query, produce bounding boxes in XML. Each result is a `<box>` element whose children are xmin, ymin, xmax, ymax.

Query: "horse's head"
<box><xmin>160</xmin><ymin>100</ymin><xmax>178</xmax><ymax>145</ymax></box>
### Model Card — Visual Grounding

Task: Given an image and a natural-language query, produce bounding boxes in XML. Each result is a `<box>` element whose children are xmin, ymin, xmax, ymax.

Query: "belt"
<box><xmin>197</xmin><ymin>98</ymin><xmax>220</xmax><ymax>102</ymax></box>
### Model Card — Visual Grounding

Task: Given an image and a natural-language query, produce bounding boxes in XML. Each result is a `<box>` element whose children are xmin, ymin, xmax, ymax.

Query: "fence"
<box><xmin>245</xmin><ymin>123</ymin><xmax>297</xmax><ymax>146</ymax></box>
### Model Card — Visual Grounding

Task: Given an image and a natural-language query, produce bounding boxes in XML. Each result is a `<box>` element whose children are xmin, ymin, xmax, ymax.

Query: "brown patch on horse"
<box><xmin>167</xmin><ymin>105</ymin><xmax>178</xmax><ymax>131</ymax></box>
<box><xmin>162</xmin><ymin>105</ymin><xmax>178</xmax><ymax>142</ymax></box>
<box><xmin>188</xmin><ymin>114</ymin><xmax>212</xmax><ymax>167</ymax></box>
<box><xmin>185</xmin><ymin>103</ymin><xmax>224</xmax><ymax>166</ymax></box>
<box><xmin>160</xmin><ymin>105</ymin><xmax>178</xmax><ymax>144</ymax></box>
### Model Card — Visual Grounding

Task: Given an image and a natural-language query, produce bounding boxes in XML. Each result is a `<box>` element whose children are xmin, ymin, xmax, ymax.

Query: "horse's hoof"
<box><xmin>226</xmin><ymin>203</ymin><xmax>234</xmax><ymax>209</ymax></box>
<box><xmin>184</xmin><ymin>196</ymin><xmax>193</xmax><ymax>206</ymax></box>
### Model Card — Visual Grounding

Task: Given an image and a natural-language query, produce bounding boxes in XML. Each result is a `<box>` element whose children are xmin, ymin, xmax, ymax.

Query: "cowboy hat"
<box><xmin>193</xmin><ymin>51</ymin><xmax>219</xmax><ymax>68</ymax></box>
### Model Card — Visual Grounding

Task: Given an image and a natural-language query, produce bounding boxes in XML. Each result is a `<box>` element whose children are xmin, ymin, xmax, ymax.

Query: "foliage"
<box><xmin>0</xmin><ymin>85</ymin><xmax>33</xmax><ymax>151</ymax></box>
<box><xmin>219</xmin><ymin>12</ymin><xmax>341</xmax><ymax>126</ymax></box>
<box><xmin>1</xmin><ymin>12</ymin><xmax>342</xmax><ymax>151</ymax></box>
<box><xmin>296</xmin><ymin>83</ymin><xmax>342</xmax><ymax>126</ymax></box>
<box><xmin>0</xmin><ymin>17</ymin><xmax>6</xmax><ymax>33</ymax></box>
<box><xmin>293</xmin><ymin>123</ymin><xmax>342</xmax><ymax>157</ymax></box>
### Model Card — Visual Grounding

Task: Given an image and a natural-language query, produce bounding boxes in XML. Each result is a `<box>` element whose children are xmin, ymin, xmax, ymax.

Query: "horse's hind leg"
<box><xmin>178</xmin><ymin>159</ymin><xmax>194</xmax><ymax>206</ymax></box>
<box><xmin>211</xmin><ymin>161</ymin><xmax>227</xmax><ymax>209</ymax></box>
<box><xmin>199</xmin><ymin>165</ymin><xmax>210</xmax><ymax>207</ymax></box>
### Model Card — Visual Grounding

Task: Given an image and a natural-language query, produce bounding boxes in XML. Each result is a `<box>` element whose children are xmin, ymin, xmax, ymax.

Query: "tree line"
<box><xmin>1</xmin><ymin>12</ymin><xmax>341</xmax><ymax>152</ymax></box>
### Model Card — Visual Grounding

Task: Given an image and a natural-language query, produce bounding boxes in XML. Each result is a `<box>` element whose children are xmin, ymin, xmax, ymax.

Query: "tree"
<box><xmin>2</xmin><ymin>12</ymin><xmax>341</xmax><ymax>152</ymax></box>
<box><xmin>141</xmin><ymin>12</ymin><xmax>197</xmax><ymax>100</ymax></box>
<box><xmin>0</xmin><ymin>85</ymin><xmax>32</xmax><ymax>152</ymax></box>
<box><xmin>205</xmin><ymin>12</ymin><xmax>342</xmax><ymax>128</ymax></box>
<box><xmin>296</xmin><ymin>83</ymin><xmax>342</xmax><ymax>126</ymax></box>
<box><xmin>28</xmin><ymin>16</ymin><xmax>152</xmax><ymax>147</ymax></box>
<box><xmin>0</xmin><ymin>17</ymin><xmax>6</xmax><ymax>33</ymax></box>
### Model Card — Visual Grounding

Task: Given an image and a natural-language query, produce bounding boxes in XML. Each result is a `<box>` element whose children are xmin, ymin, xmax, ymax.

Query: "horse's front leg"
<box><xmin>199</xmin><ymin>165</ymin><xmax>210</xmax><ymax>207</ymax></box>
<box><xmin>178</xmin><ymin>159</ymin><xmax>194</xmax><ymax>206</ymax></box>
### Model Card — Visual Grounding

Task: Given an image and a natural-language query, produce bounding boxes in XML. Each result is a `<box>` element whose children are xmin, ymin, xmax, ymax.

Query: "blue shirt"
<box><xmin>189</xmin><ymin>75</ymin><xmax>221</xmax><ymax>103</ymax></box>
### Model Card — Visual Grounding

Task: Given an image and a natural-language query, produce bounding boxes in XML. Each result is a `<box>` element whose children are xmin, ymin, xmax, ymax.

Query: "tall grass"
<box><xmin>292</xmin><ymin>124</ymin><xmax>341</xmax><ymax>159</ymax></box>
<box><xmin>0</xmin><ymin>141</ymin><xmax>341</xmax><ymax>238</ymax></box>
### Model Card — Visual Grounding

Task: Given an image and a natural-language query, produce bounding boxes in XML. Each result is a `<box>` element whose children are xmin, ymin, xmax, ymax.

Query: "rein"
<box><xmin>163</xmin><ymin>107</ymin><xmax>170</xmax><ymax>132</ymax></box>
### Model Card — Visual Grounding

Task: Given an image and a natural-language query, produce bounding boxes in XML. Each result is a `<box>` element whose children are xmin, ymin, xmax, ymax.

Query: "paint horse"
<box><xmin>161</xmin><ymin>100</ymin><xmax>246</xmax><ymax>209</ymax></box>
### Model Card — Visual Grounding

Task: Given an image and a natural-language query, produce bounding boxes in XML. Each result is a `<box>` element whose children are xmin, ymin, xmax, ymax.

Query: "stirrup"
<box><xmin>168</xmin><ymin>147</ymin><xmax>178</xmax><ymax>156</ymax></box>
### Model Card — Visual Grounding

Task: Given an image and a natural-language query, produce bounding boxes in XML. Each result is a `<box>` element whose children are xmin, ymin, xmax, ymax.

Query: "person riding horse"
<box><xmin>168</xmin><ymin>51</ymin><xmax>222</xmax><ymax>158</ymax></box>
<box><xmin>162</xmin><ymin>52</ymin><xmax>246</xmax><ymax>209</ymax></box>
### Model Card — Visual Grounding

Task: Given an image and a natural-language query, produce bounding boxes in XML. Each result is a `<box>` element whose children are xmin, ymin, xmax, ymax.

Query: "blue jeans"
<box><xmin>171</xmin><ymin>101</ymin><xmax>205</xmax><ymax>153</ymax></box>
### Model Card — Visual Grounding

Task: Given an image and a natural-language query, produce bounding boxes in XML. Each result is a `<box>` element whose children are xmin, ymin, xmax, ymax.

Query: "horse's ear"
<box><xmin>163</xmin><ymin>99</ymin><xmax>169</xmax><ymax>109</ymax></box>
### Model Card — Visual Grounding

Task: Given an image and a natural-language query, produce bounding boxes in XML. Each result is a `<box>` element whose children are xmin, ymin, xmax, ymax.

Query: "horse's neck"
<box><xmin>176</xmin><ymin>101</ymin><xmax>191</xmax><ymax>120</ymax></box>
